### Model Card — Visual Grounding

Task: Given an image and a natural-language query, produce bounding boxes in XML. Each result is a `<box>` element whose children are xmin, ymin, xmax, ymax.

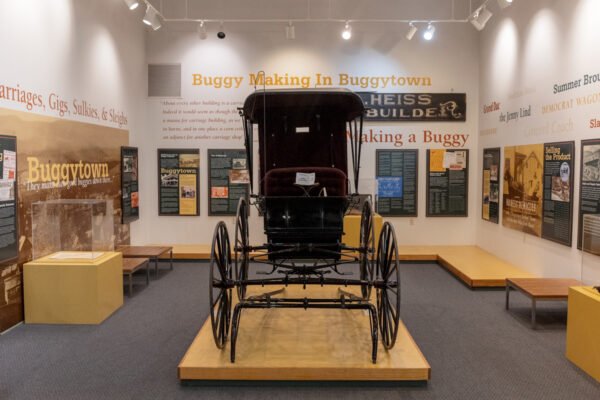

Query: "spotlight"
<box><xmin>423</xmin><ymin>23</ymin><xmax>435</xmax><ymax>41</ymax></box>
<box><xmin>142</xmin><ymin>5</ymin><xmax>161</xmax><ymax>30</ymax></box>
<box><xmin>406</xmin><ymin>22</ymin><xmax>417</xmax><ymax>40</ymax></box>
<box><xmin>469</xmin><ymin>5</ymin><xmax>493</xmax><ymax>31</ymax></box>
<box><xmin>285</xmin><ymin>21</ymin><xmax>295</xmax><ymax>40</ymax></box>
<box><xmin>217</xmin><ymin>22</ymin><xmax>225</xmax><ymax>39</ymax></box>
<box><xmin>341</xmin><ymin>22</ymin><xmax>351</xmax><ymax>40</ymax></box>
<box><xmin>498</xmin><ymin>0</ymin><xmax>514</xmax><ymax>9</ymax></box>
<box><xmin>197</xmin><ymin>21</ymin><xmax>207</xmax><ymax>40</ymax></box>
<box><xmin>123</xmin><ymin>0</ymin><xmax>139</xmax><ymax>10</ymax></box>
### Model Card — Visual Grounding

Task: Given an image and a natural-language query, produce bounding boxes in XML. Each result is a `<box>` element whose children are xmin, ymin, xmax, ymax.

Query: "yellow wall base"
<box><xmin>23</xmin><ymin>252</ymin><xmax>123</xmax><ymax>324</ymax></box>
<box><xmin>566</xmin><ymin>286</ymin><xmax>600</xmax><ymax>382</ymax></box>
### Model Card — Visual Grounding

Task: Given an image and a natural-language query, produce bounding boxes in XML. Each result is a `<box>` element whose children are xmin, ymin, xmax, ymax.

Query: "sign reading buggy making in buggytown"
<box><xmin>357</xmin><ymin>93</ymin><xmax>466</xmax><ymax>122</ymax></box>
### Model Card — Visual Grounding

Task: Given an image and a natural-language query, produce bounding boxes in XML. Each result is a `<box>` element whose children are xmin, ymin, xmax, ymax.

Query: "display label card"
<box><xmin>158</xmin><ymin>149</ymin><xmax>200</xmax><ymax>216</ymax></box>
<box><xmin>376</xmin><ymin>149</ymin><xmax>418</xmax><ymax>216</ymax></box>
<box><xmin>295</xmin><ymin>172</ymin><xmax>315</xmax><ymax>185</ymax></box>
<box><xmin>208</xmin><ymin>149</ymin><xmax>250</xmax><ymax>215</ymax></box>
<box><xmin>426</xmin><ymin>149</ymin><xmax>469</xmax><ymax>217</ymax></box>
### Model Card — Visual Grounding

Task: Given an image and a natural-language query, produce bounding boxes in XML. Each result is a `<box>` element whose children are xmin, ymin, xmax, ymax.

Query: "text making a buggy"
<box><xmin>208</xmin><ymin>88</ymin><xmax>400</xmax><ymax>363</ymax></box>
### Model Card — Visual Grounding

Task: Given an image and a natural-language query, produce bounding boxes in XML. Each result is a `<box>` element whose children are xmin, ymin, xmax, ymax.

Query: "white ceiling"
<box><xmin>147</xmin><ymin>0</ymin><xmax>488</xmax><ymax>22</ymax></box>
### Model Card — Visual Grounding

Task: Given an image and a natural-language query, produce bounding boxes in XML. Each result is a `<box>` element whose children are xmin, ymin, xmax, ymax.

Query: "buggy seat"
<box><xmin>264</xmin><ymin>167</ymin><xmax>347</xmax><ymax>197</ymax></box>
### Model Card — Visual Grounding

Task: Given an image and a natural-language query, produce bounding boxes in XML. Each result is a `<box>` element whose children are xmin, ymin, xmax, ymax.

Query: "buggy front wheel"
<box><xmin>209</xmin><ymin>222</ymin><xmax>233</xmax><ymax>349</ymax></box>
<box><xmin>376</xmin><ymin>222</ymin><xmax>400</xmax><ymax>349</ymax></box>
<box><xmin>234</xmin><ymin>197</ymin><xmax>250</xmax><ymax>301</ymax></box>
<box><xmin>359</xmin><ymin>199</ymin><xmax>375</xmax><ymax>299</ymax></box>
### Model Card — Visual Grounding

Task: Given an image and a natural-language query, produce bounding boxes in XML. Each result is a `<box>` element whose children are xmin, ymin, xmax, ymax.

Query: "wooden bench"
<box><xmin>117</xmin><ymin>245</ymin><xmax>173</xmax><ymax>278</ymax></box>
<box><xmin>122</xmin><ymin>257</ymin><xmax>150</xmax><ymax>297</ymax></box>
<box><xmin>506</xmin><ymin>278</ymin><xmax>581</xmax><ymax>328</ymax></box>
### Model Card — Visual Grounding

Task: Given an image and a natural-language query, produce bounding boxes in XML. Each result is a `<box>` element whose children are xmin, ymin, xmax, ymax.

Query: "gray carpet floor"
<box><xmin>1</xmin><ymin>261</ymin><xmax>599</xmax><ymax>399</ymax></box>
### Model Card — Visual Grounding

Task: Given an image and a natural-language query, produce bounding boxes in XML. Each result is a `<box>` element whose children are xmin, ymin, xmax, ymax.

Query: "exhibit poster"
<box><xmin>158</xmin><ymin>149</ymin><xmax>200</xmax><ymax>216</ymax></box>
<box><xmin>502</xmin><ymin>144</ymin><xmax>544</xmax><ymax>236</ymax></box>
<box><xmin>578</xmin><ymin>139</ymin><xmax>600</xmax><ymax>249</ymax></box>
<box><xmin>358</xmin><ymin>93</ymin><xmax>466</xmax><ymax>122</ymax></box>
<box><xmin>482</xmin><ymin>148</ymin><xmax>500</xmax><ymax>223</ymax></box>
<box><xmin>426</xmin><ymin>149</ymin><xmax>468</xmax><ymax>216</ymax></box>
<box><xmin>375</xmin><ymin>149</ymin><xmax>417</xmax><ymax>216</ymax></box>
<box><xmin>0</xmin><ymin>135</ymin><xmax>18</xmax><ymax>263</ymax></box>
<box><xmin>208</xmin><ymin>149</ymin><xmax>249</xmax><ymax>216</ymax></box>
<box><xmin>0</xmin><ymin>108</ymin><xmax>129</xmax><ymax>333</ymax></box>
<box><xmin>541</xmin><ymin>141</ymin><xmax>574</xmax><ymax>246</ymax></box>
<box><xmin>121</xmin><ymin>146</ymin><xmax>139</xmax><ymax>223</ymax></box>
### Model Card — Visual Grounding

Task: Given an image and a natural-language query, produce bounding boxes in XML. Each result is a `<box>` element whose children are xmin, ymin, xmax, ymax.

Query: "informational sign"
<box><xmin>0</xmin><ymin>135</ymin><xmax>18</xmax><ymax>263</ymax></box>
<box><xmin>376</xmin><ymin>149</ymin><xmax>418</xmax><ymax>216</ymax></box>
<box><xmin>426</xmin><ymin>149</ymin><xmax>468</xmax><ymax>217</ymax></box>
<box><xmin>578</xmin><ymin>139</ymin><xmax>600</xmax><ymax>249</ymax></box>
<box><xmin>158</xmin><ymin>149</ymin><xmax>200</xmax><ymax>216</ymax></box>
<box><xmin>503</xmin><ymin>142</ymin><xmax>575</xmax><ymax>245</ymax></box>
<box><xmin>482</xmin><ymin>148</ymin><xmax>500</xmax><ymax>223</ymax></box>
<box><xmin>121</xmin><ymin>146</ymin><xmax>139</xmax><ymax>223</ymax></box>
<box><xmin>503</xmin><ymin>144</ymin><xmax>544</xmax><ymax>236</ymax></box>
<box><xmin>358</xmin><ymin>92</ymin><xmax>466</xmax><ymax>122</ymax></box>
<box><xmin>542</xmin><ymin>141</ymin><xmax>574</xmax><ymax>246</ymax></box>
<box><xmin>208</xmin><ymin>149</ymin><xmax>249</xmax><ymax>215</ymax></box>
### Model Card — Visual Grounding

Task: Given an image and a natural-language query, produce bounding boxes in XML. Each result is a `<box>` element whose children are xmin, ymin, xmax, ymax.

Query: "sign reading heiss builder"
<box><xmin>358</xmin><ymin>93</ymin><xmax>466</xmax><ymax>122</ymax></box>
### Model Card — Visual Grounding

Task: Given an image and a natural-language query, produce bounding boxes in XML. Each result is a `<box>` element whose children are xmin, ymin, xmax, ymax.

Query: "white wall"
<box><xmin>134</xmin><ymin>20</ymin><xmax>480</xmax><ymax>246</ymax></box>
<box><xmin>477</xmin><ymin>0</ymin><xmax>600</xmax><ymax>279</ymax></box>
<box><xmin>0</xmin><ymin>0</ymin><xmax>146</xmax><ymax>142</ymax></box>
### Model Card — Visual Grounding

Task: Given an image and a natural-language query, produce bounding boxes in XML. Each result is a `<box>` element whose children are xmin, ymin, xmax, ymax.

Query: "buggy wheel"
<box><xmin>376</xmin><ymin>222</ymin><xmax>400</xmax><ymax>349</ymax></box>
<box><xmin>359</xmin><ymin>199</ymin><xmax>375</xmax><ymax>299</ymax></box>
<box><xmin>209</xmin><ymin>222</ymin><xmax>233</xmax><ymax>349</ymax></box>
<box><xmin>234</xmin><ymin>197</ymin><xmax>250</xmax><ymax>301</ymax></box>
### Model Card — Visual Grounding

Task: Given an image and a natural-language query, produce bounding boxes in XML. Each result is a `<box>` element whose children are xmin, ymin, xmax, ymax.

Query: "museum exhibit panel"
<box><xmin>2</xmin><ymin>0</ymin><xmax>600</xmax><ymax>397</ymax></box>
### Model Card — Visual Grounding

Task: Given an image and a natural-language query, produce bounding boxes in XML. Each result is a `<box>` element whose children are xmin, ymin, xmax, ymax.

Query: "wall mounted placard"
<box><xmin>578</xmin><ymin>139</ymin><xmax>600</xmax><ymax>249</ymax></box>
<box><xmin>121</xmin><ymin>146</ymin><xmax>139</xmax><ymax>224</ymax></box>
<box><xmin>375</xmin><ymin>149</ymin><xmax>418</xmax><ymax>216</ymax></box>
<box><xmin>482</xmin><ymin>148</ymin><xmax>500</xmax><ymax>223</ymax></box>
<box><xmin>208</xmin><ymin>149</ymin><xmax>249</xmax><ymax>216</ymax></box>
<box><xmin>0</xmin><ymin>134</ymin><xmax>18</xmax><ymax>264</ymax></box>
<box><xmin>541</xmin><ymin>141</ymin><xmax>574</xmax><ymax>246</ymax></box>
<box><xmin>426</xmin><ymin>149</ymin><xmax>468</xmax><ymax>217</ymax></box>
<box><xmin>503</xmin><ymin>142</ymin><xmax>574</xmax><ymax>245</ymax></box>
<box><xmin>503</xmin><ymin>144</ymin><xmax>544</xmax><ymax>236</ymax></box>
<box><xmin>358</xmin><ymin>92</ymin><xmax>466</xmax><ymax>122</ymax></box>
<box><xmin>158</xmin><ymin>149</ymin><xmax>200</xmax><ymax>216</ymax></box>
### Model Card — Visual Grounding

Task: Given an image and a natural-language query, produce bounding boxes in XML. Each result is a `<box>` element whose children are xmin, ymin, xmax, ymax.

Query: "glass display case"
<box><xmin>581</xmin><ymin>214</ymin><xmax>600</xmax><ymax>292</ymax></box>
<box><xmin>31</xmin><ymin>199</ymin><xmax>114</xmax><ymax>261</ymax></box>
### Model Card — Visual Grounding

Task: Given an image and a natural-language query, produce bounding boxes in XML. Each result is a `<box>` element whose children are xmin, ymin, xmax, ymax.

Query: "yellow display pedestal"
<box><xmin>343</xmin><ymin>213</ymin><xmax>383</xmax><ymax>248</ymax></box>
<box><xmin>566</xmin><ymin>286</ymin><xmax>600</xmax><ymax>382</ymax></box>
<box><xmin>23</xmin><ymin>251</ymin><xmax>123</xmax><ymax>324</ymax></box>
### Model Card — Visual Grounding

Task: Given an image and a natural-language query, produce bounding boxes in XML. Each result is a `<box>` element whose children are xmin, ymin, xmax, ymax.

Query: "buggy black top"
<box><xmin>209</xmin><ymin>88</ymin><xmax>400</xmax><ymax>363</ymax></box>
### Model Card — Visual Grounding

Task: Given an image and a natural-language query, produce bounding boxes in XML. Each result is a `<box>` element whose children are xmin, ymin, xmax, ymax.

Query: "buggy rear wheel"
<box><xmin>376</xmin><ymin>222</ymin><xmax>400</xmax><ymax>349</ymax></box>
<box><xmin>359</xmin><ymin>199</ymin><xmax>375</xmax><ymax>299</ymax></box>
<box><xmin>209</xmin><ymin>222</ymin><xmax>233</xmax><ymax>349</ymax></box>
<box><xmin>234</xmin><ymin>197</ymin><xmax>250</xmax><ymax>301</ymax></box>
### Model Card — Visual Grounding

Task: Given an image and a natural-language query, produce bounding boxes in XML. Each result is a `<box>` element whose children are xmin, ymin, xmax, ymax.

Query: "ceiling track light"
<box><xmin>143</xmin><ymin>4</ymin><xmax>162</xmax><ymax>30</ymax></box>
<box><xmin>423</xmin><ymin>23</ymin><xmax>435</xmax><ymax>40</ymax></box>
<box><xmin>123</xmin><ymin>0</ymin><xmax>139</xmax><ymax>10</ymax></box>
<box><xmin>285</xmin><ymin>21</ymin><xmax>295</xmax><ymax>40</ymax></box>
<box><xmin>217</xmin><ymin>22</ymin><xmax>226</xmax><ymax>39</ymax></box>
<box><xmin>341</xmin><ymin>22</ymin><xmax>351</xmax><ymax>40</ymax></box>
<box><xmin>197</xmin><ymin>21</ymin><xmax>207</xmax><ymax>40</ymax></box>
<box><xmin>497</xmin><ymin>0</ymin><xmax>514</xmax><ymax>9</ymax></box>
<box><xmin>406</xmin><ymin>22</ymin><xmax>417</xmax><ymax>40</ymax></box>
<box><xmin>469</xmin><ymin>5</ymin><xmax>493</xmax><ymax>31</ymax></box>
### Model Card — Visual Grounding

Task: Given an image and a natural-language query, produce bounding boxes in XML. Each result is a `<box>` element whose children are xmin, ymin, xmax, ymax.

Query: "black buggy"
<box><xmin>209</xmin><ymin>88</ymin><xmax>400</xmax><ymax>363</ymax></box>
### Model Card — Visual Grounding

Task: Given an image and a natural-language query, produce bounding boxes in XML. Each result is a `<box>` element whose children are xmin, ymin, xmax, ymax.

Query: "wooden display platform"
<box><xmin>151</xmin><ymin>243</ymin><xmax>534</xmax><ymax>288</ymax></box>
<box><xmin>178</xmin><ymin>285</ymin><xmax>430</xmax><ymax>382</ymax></box>
<box><xmin>398</xmin><ymin>245</ymin><xmax>535</xmax><ymax>287</ymax></box>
